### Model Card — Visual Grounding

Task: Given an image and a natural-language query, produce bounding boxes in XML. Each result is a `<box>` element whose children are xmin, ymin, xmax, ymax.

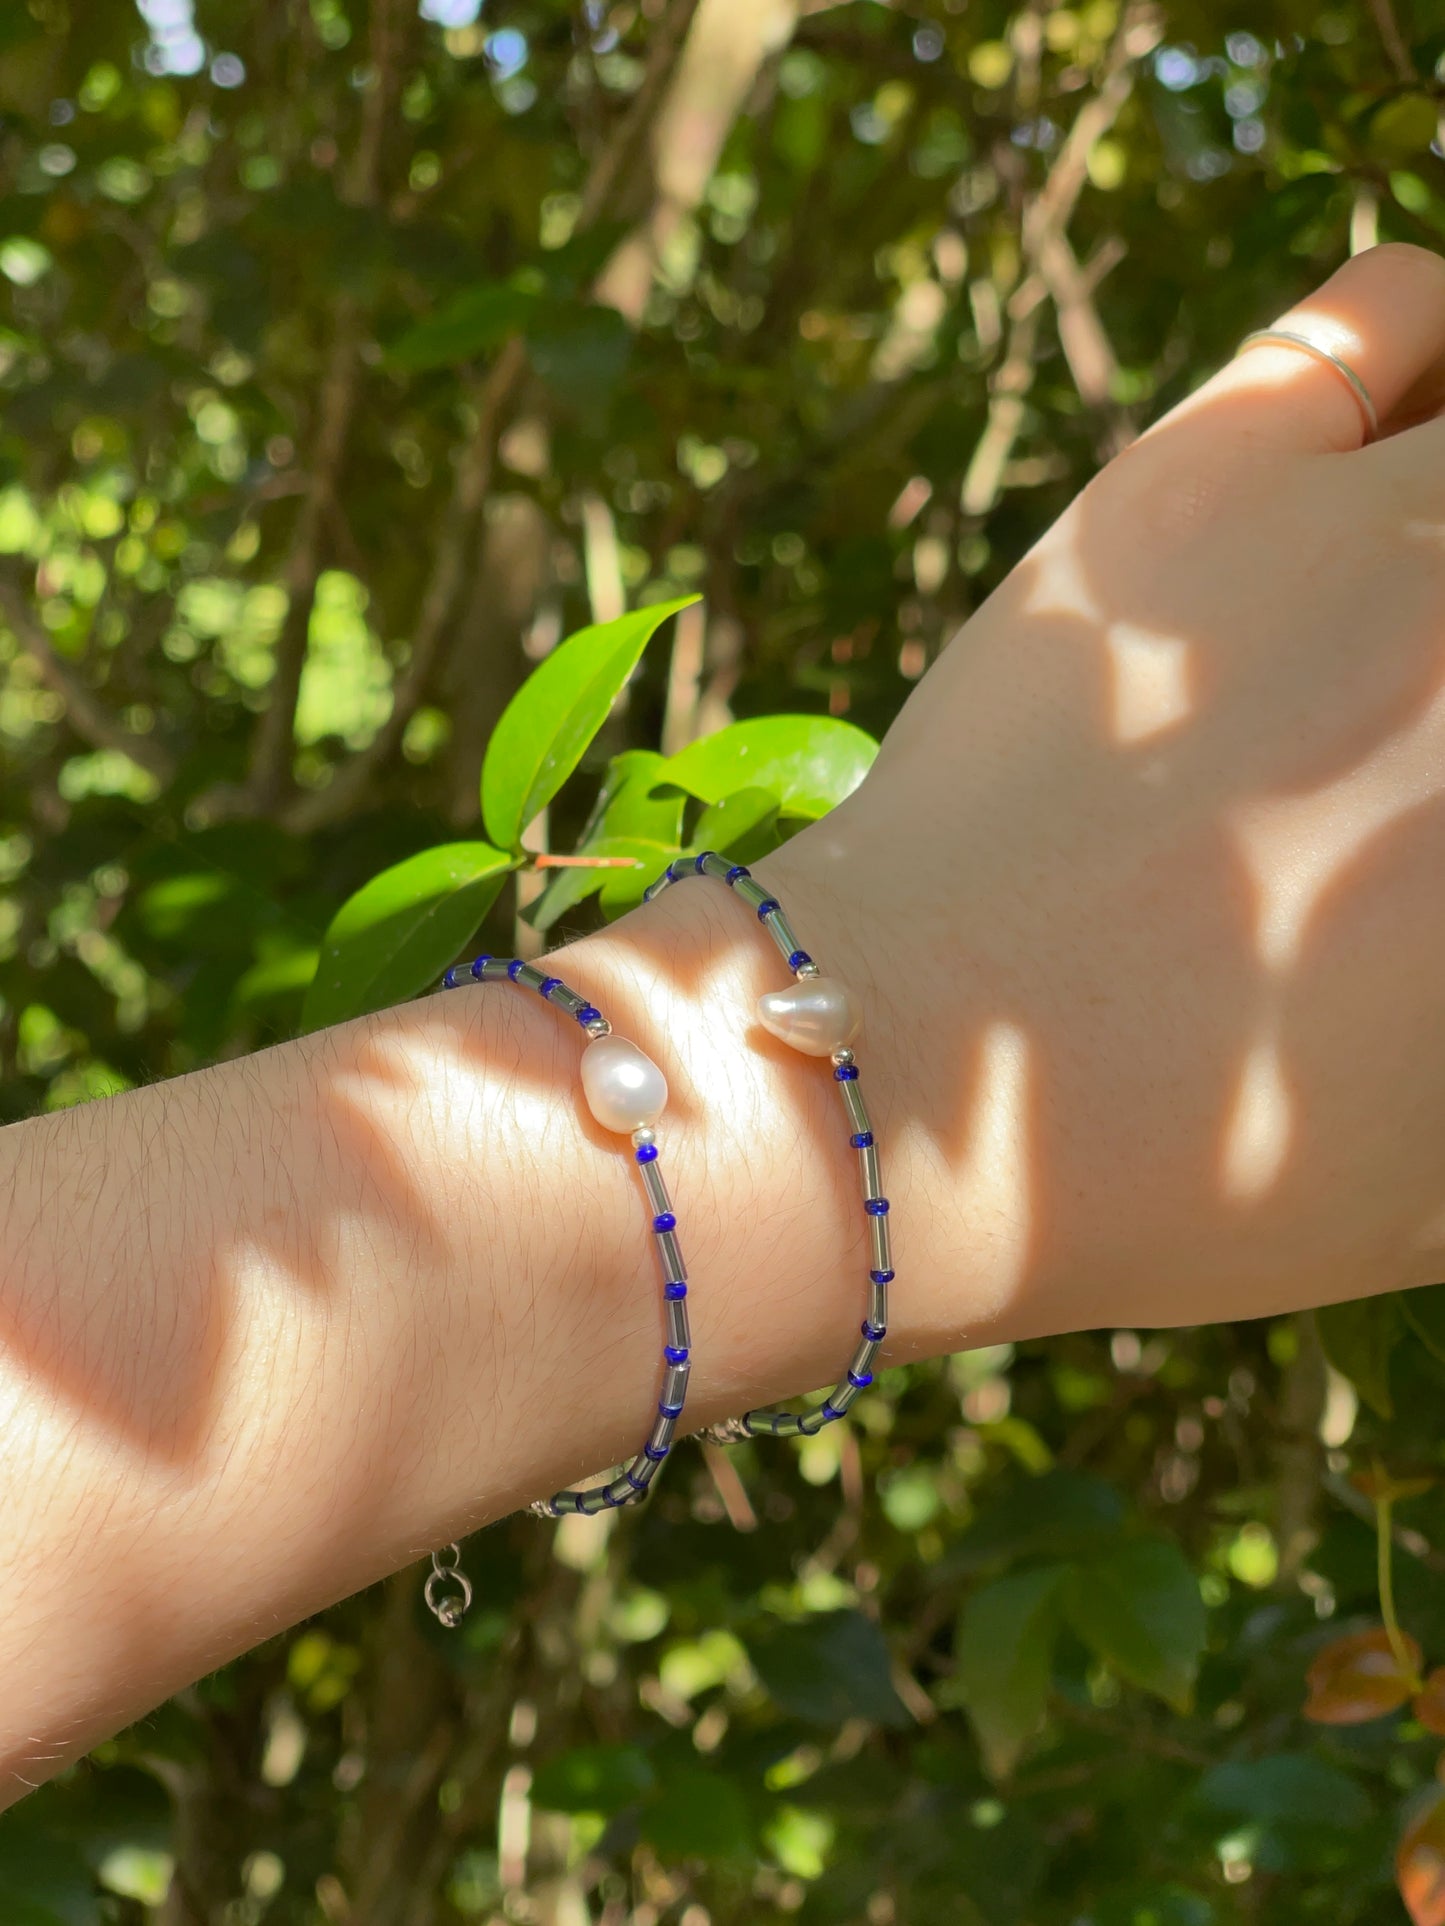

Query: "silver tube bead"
<box><xmin>762</xmin><ymin>908</ymin><xmax>802</xmax><ymax>965</ymax></box>
<box><xmin>656</xmin><ymin>1230</ymin><xmax>686</xmax><ymax>1281</ymax></box>
<box><xmin>860</xmin><ymin>1141</ymin><xmax>882</xmax><ymax>1198</ymax></box>
<box><xmin>700</xmin><ymin>853</ymin><xmax>735</xmax><ymax>883</ymax></box>
<box><xmin>479</xmin><ymin>957</ymin><xmax>511</xmax><ymax>981</ymax></box>
<box><xmin>639</xmin><ymin>1162</ymin><xmax>671</xmax><ymax>1216</ymax></box>
<box><xmin>662</xmin><ymin>1362</ymin><xmax>689</xmax><ymax>1409</ymax></box>
<box><xmin>797</xmin><ymin>1407</ymin><xmax>829</xmax><ymax>1435</ymax></box>
<box><xmin>627</xmin><ymin>1451</ymin><xmax>660</xmax><ymax>1488</ymax></box>
<box><xmin>868</xmin><ymin>1279</ymin><xmax>889</xmax><ymax>1331</ymax></box>
<box><xmin>841</xmin><ymin>1079</ymin><xmax>871</xmax><ymax>1134</ymax></box>
<box><xmin>849</xmin><ymin>1336</ymin><xmax>879</xmax><ymax>1380</ymax></box>
<box><xmin>605</xmin><ymin>1476</ymin><xmax>640</xmax><ymax>1507</ymax></box>
<box><xmin>870</xmin><ymin>1213</ymin><xmax>892</xmax><ymax>1273</ymax></box>
<box><xmin>577</xmin><ymin>1487</ymin><xmax>609</xmax><ymax>1516</ymax></box>
<box><xmin>827</xmin><ymin>1379</ymin><xmax>861</xmax><ymax>1416</ymax></box>
<box><xmin>647</xmin><ymin>1411</ymin><xmax>678</xmax><ymax>1455</ymax></box>
<box><xmin>548</xmin><ymin>985</ymin><xmax>588</xmax><ymax>1015</ymax></box>
<box><xmin>666</xmin><ymin>1299</ymin><xmax>691</xmax><ymax>1351</ymax></box>
<box><xmin>512</xmin><ymin>963</ymin><xmax>548</xmax><ymax>991</ymax></box>
<box><xmin>730</xmin><ymin>876</ymin><xmax>773</xmax><ymax>911</ymax></box>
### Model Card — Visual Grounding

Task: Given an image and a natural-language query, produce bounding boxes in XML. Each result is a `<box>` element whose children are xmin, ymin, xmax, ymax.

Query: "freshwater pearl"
<box><xmin>756</xmin><ymin>977</ymin><xmax>860</xmax><ymax>1057</ymax></box>
<box><xmin>581</xmin><ymin>1035</ymin><xmax>668</xmax><ymax>1134</ymax></box>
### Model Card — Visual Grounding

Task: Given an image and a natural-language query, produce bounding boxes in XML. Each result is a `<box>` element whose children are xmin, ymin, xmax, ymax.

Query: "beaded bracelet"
<box><xmin>423</xmin><ymin>953</ymin><xmax>690</xmax><ymax>1626</ymax></box>
<box><xmin>642</xmin><ymin>853</ymin><xmax>890</xmax><ymax>1441</ymax></box>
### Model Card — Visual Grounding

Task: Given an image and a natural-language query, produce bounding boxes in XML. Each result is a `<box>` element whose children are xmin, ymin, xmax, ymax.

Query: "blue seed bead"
<box><xmin>604</xmin><ymin>1485</ymin><xmax>627</xmax><ymax>1508</ymax></box>
<box><xmin>821</xmin><ymin>1403</ymin><xmax>842</xmax><ymax>1422</ymax></box>
<box><xmin>635</xmin><ymin>1143</ymin><xmax>659</xmax><ymax>1164</ymax></box>
<box><xmin>848</xmin><ymin>1369</ymin><xmax>874</xmax><ymax>1389</ymax></box>
<box><xmin>653</xmin><ymin>1211</ymin><xmax>677</xmax><ymax>1232</ymax></box>
<box><xmin>659</xmin><ymin>1400</ymin><xmax>684</xmax><ymax>1418</ymax></box>
<box><xmin>627</xmin><ymin>1469</ymin><xmax>648</xmax><ymax>1492</ymax></box>
<box><xmin>726</xmin><ymin>864</ymin><xmax>750</xmax><ymax>884</ymax></box>
<box><xmin>575</xmin><ymin>1003</ymin><xmax>602</xmax><ymax>1027</ymax></box>
<box><xmin>507</xmin><ymin>959</ymin><xmax>525</xmax><ymax>981</ymax></box>
<box><xmin>538</xmin><ymin>975</ymin><xmax>561</xmax><ymax>998</ymax></box>
<box><xmin>788</xmin><ymin>950</ymin><xmax>812</xmax><ymax>971</ymax></box>
<box><xmin>870</xmin><ymin>1269</ymin><xmax>895</xmax><ymax>1284</ymax></box>
<box><xmin>664</xmin><ymin>1281</ymin><xmax>687</xmax><ymax>1300</ymax></box>
<box><xmin>865</xmin><ymin>1198</ymin><xmax>890</xmax><ymax>1217</ymax></box>
<box><xmin>835</xmin><ymin>1064</ymin><xmax>860</xmax><ymax>1081</ymax></box>
<box><xmin>470</xmin><ymin>954</ymin><xmax>490</xmax><ymax>979</ymax></box>
<box><xmin>863</xmin><ymin>1320</ymin><xmax>886</xmax><ymax>1341</ymax></box>
<box><xmin>694</xmin><ymin>851</ymin><xmax>715</xmax><ymax>873</ymax></box>
<box><xmin>644</xmin><ymin>1442</ymin><xmax>670</xmax><ymax>1462</ymax></box>
<box><xmin>756</xmin><ymin>897</ymin><xmax>780</xmax><ymax>920</ymax></box>
<box><xmin>664</xmin><ymin>1345</ymin><xmax>689</xmax><ymax>1365</ymax></box>
<box><xmin>443</xmin><ymin>966</ymin><xmax>460</xmax><ymax>989</ymax></box>
<box><xmin>850</xmin><ymin>1131</ymin><xmax>874</xmax><ymax>1149</ymax></box>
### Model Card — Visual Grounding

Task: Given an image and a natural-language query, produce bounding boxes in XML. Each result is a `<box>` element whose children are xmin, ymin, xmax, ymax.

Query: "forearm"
<box><xmin>0</xmin><ymin>853</ymin><xmax>980</xmax><ymax>1797</ymax></box>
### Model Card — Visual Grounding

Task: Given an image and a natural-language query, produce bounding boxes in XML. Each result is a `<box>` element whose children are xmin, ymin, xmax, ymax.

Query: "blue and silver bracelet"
<box><xmin>423</xmin><ymin>953</ymin><xmax>690</xmax><ymax>1626</ymax></box>
<box><xmin>642</xmin><ymin>853</ymin><xmax>890</xmax><ymax>1443</ymax></box>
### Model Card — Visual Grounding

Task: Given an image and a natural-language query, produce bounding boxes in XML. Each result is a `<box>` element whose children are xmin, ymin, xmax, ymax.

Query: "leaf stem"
<box><xmin>1377</xmin><ymin>1485</ymin><xmax>1422</xmax><ymax>1690</ymax></box>
<box><xmin>528</xmin><ymin>854</ymin><xmax>642</xmax><ymax>870</ymax></box>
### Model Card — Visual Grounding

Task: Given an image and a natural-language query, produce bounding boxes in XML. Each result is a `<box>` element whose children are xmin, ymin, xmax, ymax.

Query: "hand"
<box><xmin>733</xmin><ymin>242</ymin><xmax>1445</xmax><ymax>1345</ymax></box>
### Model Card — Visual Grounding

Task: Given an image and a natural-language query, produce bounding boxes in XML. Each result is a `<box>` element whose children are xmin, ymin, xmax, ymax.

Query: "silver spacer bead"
<box><xmin>631</xmin><ymin>1125</ymin><xmax>656</xmax><ymax>1148</ymax></box>
<box><xmin>702</xmin><ymin>1416</ymin><xmax>750</xmax><ymax>1446</ymax></box>
<box><xmin>831</xmin><ymin>1046</ymin><xmax>856</xmax><ymax>1067</ymax></box>
<box><xmin>529</xmin><ymin>1498</ymin><xmax>557</xmax><ymax>1519</ymax></box>
<box><xmin>795</xmin><ymin>960</ymin><xmax>822</xmax><ymax>978</ymax></box>
<box><xmin>583</xmin><ymin>1015</ymin><xmax>612</xmax><ymax>1039</ymax></box>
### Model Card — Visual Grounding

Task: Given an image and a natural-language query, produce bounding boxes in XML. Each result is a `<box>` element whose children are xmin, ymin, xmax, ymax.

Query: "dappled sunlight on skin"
<box><xmin>953</xmin><ymin>1021</ymin><xmax>1034</xmax><ymax>1322</ymax></box>
<box><xmin>1219</xmin><ymin>1026</ymin><xmax>1293</xmax><ymax>1205</ymax></box>
<box><xmin>1232</xmin><ymin>674</ymin><xmax>1445</xmax><ymax>976</ymax></box>
<box><xmin>1104</xmin><ymin>624</ymin><xmax>1194</xmax><ymax>746</ymax></box>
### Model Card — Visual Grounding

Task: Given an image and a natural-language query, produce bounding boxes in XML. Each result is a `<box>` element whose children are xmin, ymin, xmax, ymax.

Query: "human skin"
<box><xmin>4</xmin><ymin>243</ymin><xmax>1445</xmax><ymax>1799</ymax></box>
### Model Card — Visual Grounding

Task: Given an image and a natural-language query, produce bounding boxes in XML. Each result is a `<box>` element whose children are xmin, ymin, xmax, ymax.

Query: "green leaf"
<box><xmin>1399</xmin><ymin>1284</ymin><xmax>1445</xmax><ymax>1366</ymax></box>
<box><xmin>947</xmin><ymin>1471</ymin><xmax>1128</xmax><ymax>1574</ymax></box>
<box><xmin>953</xmin><ymin>1564</ymin><xmax>1067</xmax><ymax>1778</ymax></box>
<box><xmin>689</xmin><ymin>785</ymin><xmax>781</xmax><ymax>862</ymax></box>
<box><xmin>530</xmin><ymin>751</ymin><xmax>684</xmax><ymax>934</ymax></box>
<box><xmin>655</xmin><ymin>716</ymin><xmax>877</xmax><ymax>821</ymax></box>
<box><xmin>481</xmin><ymin>599</ymin><xmax>697</xmax><ymax>853</ymax></box>
<box><xmin>1317</xmin><ymin>1294</ymin><xmax>1401</xmax><ymax>1418</ymax></box>
<box><xmin>530</xmin><ymin>1744</ymin><xmax>655</xmax><ymax>1816</ymax></box>
<box><xmin>0</xmin><ymin>1826</ymin><xmax>99</xmax><ymax>1926</ymax></box>
<box><xmin>639</xmin><ymin>1766</ymin><xmax>752</xmax><ymax>1861</ymax></box>
<box><xmin>1064</xmin><ymin>1536</ymin><xmax>1205</xmax><ymax>1710</ymax></box>
<box><xmin>748</xmin><ymin>1611</ymin><xmax>912</xmax><ymax>1730</ymax></box>
<box><xmin>1194</xmin><ymin>1753</ymin><xmax>1371</xmax><ymax>1832</ymax></box>
<box><xmin>301</xmin><ymin>842</ymin><xmax>514</xmax><ymax>1031</ymax></box>
<box><xmin>387</xmin><ymin>280</ymin><xmax>539</xmax><ymax>372</ymax></box>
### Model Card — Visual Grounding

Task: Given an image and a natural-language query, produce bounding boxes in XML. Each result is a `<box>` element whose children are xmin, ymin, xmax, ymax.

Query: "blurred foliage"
<box><xmin>8</xmin><ymin>0</ymin><xmax>1445</xmax><ymax>1921</ymax></box>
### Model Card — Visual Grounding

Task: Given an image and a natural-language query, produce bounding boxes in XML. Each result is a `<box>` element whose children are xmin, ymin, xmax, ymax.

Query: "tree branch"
<box><xmin>0</xmin><ymin>575</ymin><xmax>175</xmax><ymax>785</ymax></box>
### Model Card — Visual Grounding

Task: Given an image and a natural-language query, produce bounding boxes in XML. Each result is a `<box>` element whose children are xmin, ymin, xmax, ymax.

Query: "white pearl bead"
<box><xmin>580</xmin><ymin>1035</ymin><xmax>668</xmax><ymax>1134</ymax></box>
<box><xmin>756</xmin><ymin>978</ymin><xmax>860</xmax><ymax>1057</ymax></box>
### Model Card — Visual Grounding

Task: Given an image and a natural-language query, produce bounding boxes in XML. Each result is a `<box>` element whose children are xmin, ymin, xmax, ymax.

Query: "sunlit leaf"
<box><xmin>1064</xmin><ymin>1537</ymin><xmax>1205</xmax><ymax>1710</ymax></box>
<box><xmin>690</xmin><ymin>785</ymin><xmax>781</xmax><ymax>861</ymax></box>
<box><xmin>1400</xmin><ymin>1787</ymin><xmax>1445</xmax><ymax>1926</ymax></box>
<box><xmin>481</xmin><ymin>599</ymin><xmax>697</xmax><ymax>853</ymax></box>
<box><xmin>655</xmin><ymin>716</ymin><xmax>878</xmax><ymax>820</ymax></box>
<box><xmin>953</xmin><ymin>1564</ymin><xmax>1066</xmax><ymax>1778</ymax></box>
<box><xmin>302</xmin><ymin>842</ymin><xmax>514</xmax><ymax>1030</ymax></box>
<box><xmin>1303</xmin><ymin>1626</ymin><xmax>1420</xmax><ymax>1725</ymax></box>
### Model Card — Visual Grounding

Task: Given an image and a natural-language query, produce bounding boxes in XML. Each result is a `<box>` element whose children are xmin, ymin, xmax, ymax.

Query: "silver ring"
<box><xmin>1237</xmin><ymin>328</ymin><xmax>1379</xmax><ymax>442</ymax></box>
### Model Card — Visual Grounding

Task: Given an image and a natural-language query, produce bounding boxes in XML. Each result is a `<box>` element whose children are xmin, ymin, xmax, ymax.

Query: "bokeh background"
<box><xmin>8</xmin><ymin>0</ymin><xmax>1445</xmax><ymax>1921</ymax></box>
